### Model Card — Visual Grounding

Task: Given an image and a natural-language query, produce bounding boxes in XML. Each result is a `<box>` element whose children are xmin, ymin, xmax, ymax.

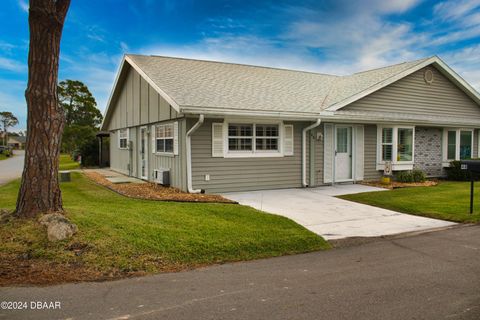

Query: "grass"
<box><xmin>0</xmin><ymin>153</ymin><xmax>8</xmax><ymax>161</ymax></box>
<box><xmin>339</xmin><ymin>181</ymin><xmax>480</xmax><ymax>223</ymax></box>
<box><xmin>59</xmin><ymin>154</ymin><xmax>80</xmax><ymax>170</ymax></box>
<box><xmin>0</xmin><ymin>173</ymin><xmax>329</xmax><ymax>277</ymax></box>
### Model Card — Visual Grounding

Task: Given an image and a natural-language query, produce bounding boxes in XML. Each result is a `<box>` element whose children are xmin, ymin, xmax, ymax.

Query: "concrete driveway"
<box><xmin>222</xmin><ymin>184</ymin><xmax>456</xmax><ymax>240</ymax></box>
<box><xmin>0</xmin><ymin>150</ymin><xmax>24</xmax><ymax>185</ymax></box>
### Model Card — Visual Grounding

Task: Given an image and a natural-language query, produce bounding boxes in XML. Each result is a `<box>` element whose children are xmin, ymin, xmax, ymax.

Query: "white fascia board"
<box><xmin>125</xmin><ymin>56</ymin><xmax>181</xmax><ymax>113</ymax></box>
<box><xmin>320</xmin><ymin>112</ymin><xmax>480</xmax><ymax>128</ymax></box>
<box><xmin>180</xmin><ymin>106</ymin><xmax>321</xmax><ymax>121</ymax></box>
<box><xmin>100</xmin><ymin>56</ymin><xmax>127</xmax><ymax>131</ymax></box>
<box><xmin>325</xmin><ymin>56</ymin><xmax>480</xmax><ymax>112</ymax></box>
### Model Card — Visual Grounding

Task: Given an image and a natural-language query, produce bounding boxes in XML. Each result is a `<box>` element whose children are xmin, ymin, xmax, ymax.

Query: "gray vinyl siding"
<box><xmin>363</xmin><ymin>124</ymin><xmax>381</xmax><ymax>180</ymax></box>
<box><xmin>343</xmin><ymin>66</ymin><xmax>480</xmax><ymax>120</ymax></box>
<box><xmin>147</xmin><ymin>118</ymin><xmax>187</xmax><ymax>191</ymax></box>
<box><xmin>109</xmin><ymin>130</ymin><xmax>131</xmax><ymax>176</ymax></box>
<box><xmin>474</xmin><ymin>130</ymin><xmax>479</xmax><ymax>158</ymax></box>
<box><xmin>189</xmin><ymin>118</ymin><xmax>312</xmax><ymax>193</ymax></box>
<box><xmin>314</xmin><ymin>126</ymin><xmax>324</xmax><ymax>185</ymax></box>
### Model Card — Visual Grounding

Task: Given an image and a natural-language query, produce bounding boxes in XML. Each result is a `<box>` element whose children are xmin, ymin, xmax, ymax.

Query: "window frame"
<box><xmin>155</xmin><ymin>123</ymin><xmax>174</xmax><ymax>155</ymax></box>
<box><xmin>118</xmin><ymin>128</ymin><xmax>129</xmax><ymax>150</ymax></box>
<box><xmin>376</xmin><ymin>125</ymin><xmax>415</xmax><ymax>170</ymax></box>
<box><xmin>223</xmin><ymin>120</ymin><xmax>284</xmax><ymax>158</ymax></box>
<box><xmin>442</xmin><ymin>128</ymin><xmax>474</xmax><ymax>165</ymax></box>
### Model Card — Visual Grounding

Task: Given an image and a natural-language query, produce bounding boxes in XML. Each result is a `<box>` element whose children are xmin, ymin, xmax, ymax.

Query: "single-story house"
<box><xmin>7</xmin><ymin>135</ymin><xmax>26</xmax><ymax>149</ymax></box>
<box><xmin>100</xmin><ymin>54</ymin><xmax>480</xmax><ymax>193</ymax></box>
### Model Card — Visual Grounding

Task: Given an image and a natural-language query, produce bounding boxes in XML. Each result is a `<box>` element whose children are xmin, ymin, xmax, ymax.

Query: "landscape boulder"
<box><xmin>38</xmin><ymin>212</ymin><xmax>78</xmax><ymax>241</ymax></box>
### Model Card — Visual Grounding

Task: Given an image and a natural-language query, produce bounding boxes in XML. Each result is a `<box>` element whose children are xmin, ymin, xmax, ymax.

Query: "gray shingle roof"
<box><xmin>126</xmin><ymin>54</ymin><xmax>432</xmax><ymax>114</ymax></box>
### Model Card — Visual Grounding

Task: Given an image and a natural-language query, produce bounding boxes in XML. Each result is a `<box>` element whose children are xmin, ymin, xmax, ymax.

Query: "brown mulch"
<box><xmin>0</xmin><ymin>253</ymin><xmax>145</xmax><ymax>286</ymax></box>
<box><xmin>360</xmin><ymin>180</ymin><xmax>438</xmax><ymax>190</ymax></box>
<box><xmin>84</xmin><ymin>171</ymin><xmax>236</xmax><ymax>204</ymax></box>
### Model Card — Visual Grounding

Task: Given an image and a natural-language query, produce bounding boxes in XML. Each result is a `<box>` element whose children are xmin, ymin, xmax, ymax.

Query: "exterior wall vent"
<box><xmin>424</xmin><ymin>69</ymin><xmax>434</xmax><ymax>84</ymax></box>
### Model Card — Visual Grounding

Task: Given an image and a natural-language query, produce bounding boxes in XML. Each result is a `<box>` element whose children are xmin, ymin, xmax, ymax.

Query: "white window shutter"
<box><xmin>118</xmin><ymin>130</ymin><xmax>121</xmax><ymax>149</ymax></box>
<box><xmin>284</xmin><ymin>124</ymin><xmax>294</xmax><ymax>156</ymax></box>
<box><xmin>151</xmin><ymin>125</ymin><xmax>156</xmax><ymax>154</ymax></box>
<box><xmin>323</xmin><ymin>124</ymin><xmax>334</xmax><ymax>183</ymax></box>
<box><xmin>212</xmin><ymin>123</ymin><xmax>224</xmax><ymax>157</ymax></box>
<box><xmin>173</xmin><ymin>121</ymin><xmax>179</xmax><ymax>155</ymax></box>
<box><xmin>355</xmin><ymin>126</ymin><xmax>364</xmax><ymax>181</ymax></box>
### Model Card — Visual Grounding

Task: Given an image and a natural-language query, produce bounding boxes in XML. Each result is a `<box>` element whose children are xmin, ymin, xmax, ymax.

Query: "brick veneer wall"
<box><xmin>414</xmin><ymin>127</ymin><xmax>444</xmax><ymax>177</ymax></box>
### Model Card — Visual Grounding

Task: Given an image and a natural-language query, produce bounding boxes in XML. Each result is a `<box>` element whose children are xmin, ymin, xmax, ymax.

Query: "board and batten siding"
<box><xmin>106</xmin><ymin>65</ymin><xmax>179</xmax><ymax>131</ymax></box>
<box><xmin>106</xmin><ymin>65</ymin><xmax>186</xmax><ymax>189</ymax></box>
<box><xmin>343</xmin><ymin>66</ymin><xmax>480</xmax><ymax>120</ymax></box>
<box><xmin>189</xmin><ymin>118</ymin><xmax>314</xmax><ymax>193</ymax></box>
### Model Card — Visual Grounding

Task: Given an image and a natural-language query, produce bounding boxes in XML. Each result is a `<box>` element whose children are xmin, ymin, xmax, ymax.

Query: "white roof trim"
<box><xmin>101</xmin><ymin>55</ymin><xmax>181</xmax><ymax>131</ymax></box>
<box><xmin>100</xmin><ymin>57</ymin><xmax>127</xmax><ymax>130</ymax></box>
<box><xmin>325</xmin><ymin>56</ymin><xmax>480</xmax><ymax>112</ymax></box>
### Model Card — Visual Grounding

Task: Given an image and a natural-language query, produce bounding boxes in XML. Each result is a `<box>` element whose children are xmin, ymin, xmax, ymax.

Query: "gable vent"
<box><xmin>424</xmin><ymin>69</ymin><xmax>434</xmax><ymax>84</ymax></box>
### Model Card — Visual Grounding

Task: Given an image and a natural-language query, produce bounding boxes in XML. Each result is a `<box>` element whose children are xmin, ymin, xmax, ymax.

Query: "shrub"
<box><xmin>411</xmin><ymin>169</ymin><xmax>426</xmax><ymax>182</ymax></box>
<box><xmin>394</xmin><ymin>169</ymin><xmax>426</xmax><ymax>183</ymax></box>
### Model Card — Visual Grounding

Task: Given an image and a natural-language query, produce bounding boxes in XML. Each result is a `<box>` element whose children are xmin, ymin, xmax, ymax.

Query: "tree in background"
<box><xmin>0</xmin><ymin>111</ymin><xmax>19</xmax><ymax>146</ymax></box>
<box><xmin>16</xmin><ymin>0</ymin><xmax>71</xmax><ymax>218</ymax></box>
<box><xmin>58</xmin><ymin>80</ymin><xmax>103</xmax><ymax>159</ymax></box>
<box><xmin>58</xmin><ymin>80</ymin><xmax>102</xmax><ymax>127</ymax></box>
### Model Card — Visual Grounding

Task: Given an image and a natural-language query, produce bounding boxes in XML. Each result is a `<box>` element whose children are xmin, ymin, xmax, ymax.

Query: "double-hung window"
<box><xmin>156</xmin><ymin>123</ymin><xmax>174</xmax><ymax>153</ymax></box>
<box><xmin>377</xmin><ymin>126</ymin><xmax>415</xmax><ymax>169</ymax></box>
<box><xmin>443</xmin><ymin>129</ymin><xmax>473</xmax><ymax>163</ymax></box>
<box><xmin>118</xmin><ymin>129</ymin><xmax>128</xmax><ymax>149</ymax></box>
<box><xmin>227</xmin><ymin>123</ymin><xmax>280</xmax><ymax>155</ymax></box>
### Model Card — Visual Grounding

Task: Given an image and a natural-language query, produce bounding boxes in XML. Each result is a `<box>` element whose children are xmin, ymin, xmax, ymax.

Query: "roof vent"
<box><xmin>424</xmin><ymin>69</ymin><xmax>434</xmax><ymax>84</ymax></box>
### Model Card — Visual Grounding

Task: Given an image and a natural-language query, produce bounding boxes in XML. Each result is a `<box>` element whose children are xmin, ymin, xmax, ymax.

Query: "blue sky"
<box><xmin>1</xmin><ymin>0</ymin><xmax>480</xmax><ymax>130</ymax></box>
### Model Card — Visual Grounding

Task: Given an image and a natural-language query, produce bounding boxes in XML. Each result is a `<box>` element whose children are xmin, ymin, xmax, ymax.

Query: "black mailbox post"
<box><xmin>460</xmin><ymin>160</ymin><xmax>480</xmax><ymax>214</ymax></box>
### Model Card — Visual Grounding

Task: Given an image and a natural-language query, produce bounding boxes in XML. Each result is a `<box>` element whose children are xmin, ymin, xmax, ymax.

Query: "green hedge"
<box><xmin>394</xmin><ymin>169</ymin><xmax>426</xmax><ymax>183</ymax></box>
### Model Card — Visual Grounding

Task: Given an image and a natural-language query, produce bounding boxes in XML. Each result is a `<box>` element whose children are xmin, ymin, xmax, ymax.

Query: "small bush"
<box><xmin>411</xmin><ymin>169</ymin><xmax>426</xmax><ymax>182</ymax></box>
<box><xmin>394</xmin><ymin>169</ymin><xmax>426</xmax><ymax>183</ymax></box>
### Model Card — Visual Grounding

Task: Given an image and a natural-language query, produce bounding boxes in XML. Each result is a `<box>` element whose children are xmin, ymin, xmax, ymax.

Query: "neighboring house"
<box><xmin>7</xmin><ymin>135</ymin><xmax>26</xmax><ymax>149</ymax></box>
<box><xmin>100</xmin><ymin>55</ymin><xmax>480</xmax><ymax>193</ymax></box>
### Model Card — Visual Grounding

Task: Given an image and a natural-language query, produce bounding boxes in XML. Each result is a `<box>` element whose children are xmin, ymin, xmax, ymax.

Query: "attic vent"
<box><xmin>424</xmin><ymin>69</ymin><xmax>434</xmax><ymax>84</ymax></box>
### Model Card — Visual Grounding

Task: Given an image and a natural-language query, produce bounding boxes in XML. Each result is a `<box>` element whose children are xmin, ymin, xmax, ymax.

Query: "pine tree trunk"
<box><xmin>16</xmin><ymin>0</ymin><xmax>71</xmax><ymax>218</ymax></box>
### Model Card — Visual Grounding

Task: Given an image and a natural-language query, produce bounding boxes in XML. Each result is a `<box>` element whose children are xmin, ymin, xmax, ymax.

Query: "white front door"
<box><xmin>335</xmin><ymin>126</ymin><xmax>353</xmax><ymax>181</ymax></box>
<box><xmin>140</xmin><ymin>127</ymin><xmax>148</xmax><ymax>180</ymax></box>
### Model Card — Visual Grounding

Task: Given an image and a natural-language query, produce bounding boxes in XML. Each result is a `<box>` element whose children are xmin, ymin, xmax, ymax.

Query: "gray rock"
<box><xmin>38</xmin><ymin>212</ymin><xmax>78</xmax><ymax>241</ymax></box>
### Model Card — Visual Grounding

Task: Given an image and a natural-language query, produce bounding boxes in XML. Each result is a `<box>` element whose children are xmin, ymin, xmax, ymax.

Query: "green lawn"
<box><xmin>0</xmin><ymin>173</ymin><xmax>329</xmax><ymax>275</ymax></box>
<box><xmin>0</xmin><ymin>154</ymin><xmax>8</xmax><ymax>161</ymax></box>
<box><xmin>339</xmin><ymin>181</ymin><xmax>480</xmax><ymax>223</ymax></box>
<box><xmin>59</xmin><ymin>154</ymin><xmax>80</xmax><ymax>170</ymax></box>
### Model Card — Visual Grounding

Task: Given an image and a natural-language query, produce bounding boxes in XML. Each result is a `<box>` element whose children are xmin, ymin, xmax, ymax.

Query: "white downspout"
<box><xmin>302</xmin><ymin>119</ymin><xmax>322</xmax><ymax>187</ymax></box>
<box><xmin>186</xmin><ymin>114</ymin><xmax>205</xmax><ymax>193</ymax></box>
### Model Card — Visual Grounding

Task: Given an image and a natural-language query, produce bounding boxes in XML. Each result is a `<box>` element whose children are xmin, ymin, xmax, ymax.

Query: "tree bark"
<box><xmin>16</xmin><ymin>0</ymin><xmax>71</xmax><ymax>218</ymax></box>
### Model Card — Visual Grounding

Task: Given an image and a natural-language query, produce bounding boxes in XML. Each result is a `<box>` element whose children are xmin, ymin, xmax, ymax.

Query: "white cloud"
<box><xmin>17</xmin><ymin>0</ymin><xmax>28</xmax><ymax>13</ymax></box>
<box><xmin>0</xmin><ymin>56</ymin><xmax>26</xmax><ymax>73</ymax></box>
<box><xmin>0</xmin><ymin>79</ymin><xmax>27</xmax><ymax>130</ymax></box>
<box><xmin>434</xmin><ymin>0</ymin><xmax>480</xmax><ymax>21</ymax></box>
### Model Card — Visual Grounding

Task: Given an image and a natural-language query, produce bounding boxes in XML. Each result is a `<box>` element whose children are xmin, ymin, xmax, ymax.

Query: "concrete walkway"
<box><xmin>0</xmin><ymin>150</ymin><xmax>24</xmax><ymax>185</ymax></box>
<box><xmin>223</xmin><ymin>184</ymin><xmax>456</xmax><ymax>240</ymax></box>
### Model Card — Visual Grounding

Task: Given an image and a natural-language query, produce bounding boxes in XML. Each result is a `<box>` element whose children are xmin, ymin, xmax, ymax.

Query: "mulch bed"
<box><xmin>84</xmin><ymin>171</ymin><xmax>236</xmax><ymax>204</ymax></box>
<box><xmin>0</xmin><ymin>253</ymin><xmax>144</xmax><ymax>287</ymax></box>
<box><xmin>360</xmin><ymin>180</ymin><xmax>438</xmax><ymax>190</ymax></box>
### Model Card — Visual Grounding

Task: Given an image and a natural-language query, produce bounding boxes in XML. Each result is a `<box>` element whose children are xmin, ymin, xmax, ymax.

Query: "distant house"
<box><xmin>7</xmin><ymin>135</ymin><xmax>26</xmax><ymax>149</ymax></box>
<box><xmin>100</xmin><ymin>55</ymin><xmax>480</xmax><ymax>193</ymax></box>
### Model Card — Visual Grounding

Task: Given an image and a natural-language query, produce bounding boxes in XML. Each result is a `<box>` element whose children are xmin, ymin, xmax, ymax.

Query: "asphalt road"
<box><xmin>0</xmin><ymin>150</ymin><xmax>24</xmax><ymax>185</ymax></box>
<box><xmin>1</xmin><ymin>225</ymin><xmax>479</xmax><ymax>320</ymax></box>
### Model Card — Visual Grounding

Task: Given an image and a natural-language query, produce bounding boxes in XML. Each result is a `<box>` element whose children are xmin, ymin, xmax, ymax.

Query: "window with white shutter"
<box><xmin>283</xmin><ymin>124</ymin><xmax>294</xmax><ymax>156</ymax></box>
<box><xmin>212</xmin><ymin>123</ymin><xmax>224</xmax><ymax>157</ymax></box>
